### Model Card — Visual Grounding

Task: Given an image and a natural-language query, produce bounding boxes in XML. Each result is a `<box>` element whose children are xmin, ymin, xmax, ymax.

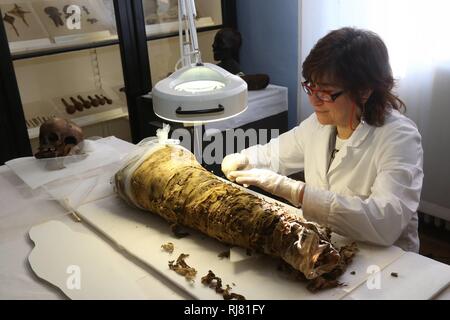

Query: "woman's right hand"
<box><xmin>221</xmin><ymin>153</ymin><xmax>249</xmax><ymax>181</ymax></box>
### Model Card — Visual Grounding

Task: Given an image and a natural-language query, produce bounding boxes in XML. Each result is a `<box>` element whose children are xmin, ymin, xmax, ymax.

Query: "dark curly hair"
<box><xmin>302</xmin><ymin>27</ymin><xmax>405</xmax><ymax>126</ymax></box>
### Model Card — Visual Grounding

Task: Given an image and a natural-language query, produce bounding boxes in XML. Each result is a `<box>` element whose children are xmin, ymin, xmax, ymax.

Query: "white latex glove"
<box><xmin>221</xmin><ymin>153</ymin><xmax>250</xmax><ymax>181</ymax></box>
<box><xmin>229</xmin><ymin>168</ymin><xmax>305</xmax><ymax>207</ymax></box>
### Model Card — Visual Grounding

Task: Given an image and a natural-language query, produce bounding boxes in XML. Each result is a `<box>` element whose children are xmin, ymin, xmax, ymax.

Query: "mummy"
<box><xmin>114</xmin><ymin>142</ymin><xmax>355</xmax><ymax>281</ymax></box>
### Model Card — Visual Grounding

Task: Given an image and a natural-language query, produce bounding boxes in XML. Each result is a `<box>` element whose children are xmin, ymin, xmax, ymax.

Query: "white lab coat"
<box><xmin>241</xmin><ymin>109</ymin><xmax>423</xmax><ymax>252</ymax></box>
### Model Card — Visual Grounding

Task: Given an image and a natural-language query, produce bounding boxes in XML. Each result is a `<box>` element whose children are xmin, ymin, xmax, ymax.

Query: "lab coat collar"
<box><xmin>327</xmin><ymin>121</ymin><xmax>374</xmax><ymax>174</ymax></box>
<box><xmin>314</xmin><ymin>120</ymin><xmax>374</xmax><ymax>181</ymax></box>
<box><xmin>344</xmin><ymin>121</ymin><xmax>374</xmax><ymax>149</ymax></box>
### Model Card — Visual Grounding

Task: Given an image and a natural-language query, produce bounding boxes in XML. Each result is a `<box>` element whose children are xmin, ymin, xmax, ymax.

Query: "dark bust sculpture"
<box><xmin>212</xmin><ymin>28</ymin><xmax>269</xmax><ymax>90</ymax></box>
<box><xmin>213</xmin><ymin>28</ymin><xmax>243</xmax><ymax>75</ymax></box>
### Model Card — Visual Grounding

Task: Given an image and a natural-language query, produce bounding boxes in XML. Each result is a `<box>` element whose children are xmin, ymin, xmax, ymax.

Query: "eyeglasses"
<box><xmin>301</xmin><ymin>81</ymin><xmax>344</xmax><ymax>102</ymax></box>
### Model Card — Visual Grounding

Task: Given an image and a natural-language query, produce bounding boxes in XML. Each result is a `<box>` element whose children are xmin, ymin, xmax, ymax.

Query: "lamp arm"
<box><xmin>178</xmin><ymin>1</ymin><xmax>185</xmax><ymax>67</ymax></box>
<box><xmin>186</xmin><ymin>0</ymin><xmax>201</xmax><ymax>63</ymax></box>
<box><xmin>178</xmin><ymin>0</ymin><xmax>202</xmax><ymax>67</ymax></box>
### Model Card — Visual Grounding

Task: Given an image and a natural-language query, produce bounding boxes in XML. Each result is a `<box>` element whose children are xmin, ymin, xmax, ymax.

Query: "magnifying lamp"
<box><xmin>151</xmin><ymin>0</ymin><xmax>248</xmax><ymax>124</ymax></box>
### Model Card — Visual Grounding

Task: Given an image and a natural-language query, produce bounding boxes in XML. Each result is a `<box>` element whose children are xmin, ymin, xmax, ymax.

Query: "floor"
<box><xmin>418</xmin><ymin>213</ymin><xmax>450</xmax><ymax>265</ymax></box>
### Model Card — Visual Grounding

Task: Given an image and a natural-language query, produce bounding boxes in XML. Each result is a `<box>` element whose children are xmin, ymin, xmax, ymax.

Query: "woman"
<box><xmin>222</xmin><ymin>27</ymin><xmax>423</xmax><ymax>252</ymax></box>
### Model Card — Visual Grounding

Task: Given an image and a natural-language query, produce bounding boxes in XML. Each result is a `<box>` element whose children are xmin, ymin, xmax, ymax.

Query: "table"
<box><xmin>1</xmin><ymin>137</ymin><xmax>449</xmax><ymax>300</ymax></box>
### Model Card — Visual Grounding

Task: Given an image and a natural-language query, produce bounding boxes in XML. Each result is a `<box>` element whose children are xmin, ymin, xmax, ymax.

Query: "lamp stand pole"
<box><xmin>192</xmin><ymin>123</ymin><xmax>205</xmax><ymax>166</ymax></box>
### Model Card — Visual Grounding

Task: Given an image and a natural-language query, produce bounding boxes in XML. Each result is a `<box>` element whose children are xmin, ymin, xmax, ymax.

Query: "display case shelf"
<box><xmin>10</xmin><ymin>24</ymin><xmax>222</xmax><ymax>61</ymax></box>
<box><xmin>27</xmin><ymin>106</ymin><xmax>128</xmax><ymax>139</ymax></box>
<box><xmin>22</xmin><ymin>84</ymin><xmax>127</xmax><ymax>136</ymax></box>
<box><xmin>11</xmin><ymin>36</ymin><xmax>119</xmax><ymax>60</ymax></box>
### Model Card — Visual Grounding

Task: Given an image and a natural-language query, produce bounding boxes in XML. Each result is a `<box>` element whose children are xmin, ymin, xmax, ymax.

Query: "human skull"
<box><xmin>35</xmin><ymin>117</ymin><xmax>84</xmax><ymax>159</ymax></box>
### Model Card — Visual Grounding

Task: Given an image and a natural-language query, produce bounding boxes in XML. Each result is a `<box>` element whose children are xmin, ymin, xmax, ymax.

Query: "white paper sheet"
<box><xmin>6</xmin><ymin>139</ymin><xmax>121</xmax><ymax>189</ymax></box>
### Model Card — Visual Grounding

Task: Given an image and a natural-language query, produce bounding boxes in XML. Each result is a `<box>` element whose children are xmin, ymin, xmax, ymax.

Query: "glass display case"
<box><xmin>2</xmin><ymin>0</ymin><xmax>118</xmax><ymax>56</ymax></box>
<box><xmin>143</xmin><ymin>0</ymin><xmax>222</xmax><ymax>36</ymax></box>
<box><xmin>2</xmin><ymin>0</ymin><xmax>223</xmax><ymax>57</ymax></box>
<box><xmin>0</xmin><ymin>0</ymin><xmax>233</xmax><ymax>162</ymax></box>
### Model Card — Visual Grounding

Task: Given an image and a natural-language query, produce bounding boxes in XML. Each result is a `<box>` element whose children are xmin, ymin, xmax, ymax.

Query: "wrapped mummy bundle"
<box><xmin>114</xmin><ymin>140</ymin><xmax>355</xmax><ymax>282</ymax></box>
